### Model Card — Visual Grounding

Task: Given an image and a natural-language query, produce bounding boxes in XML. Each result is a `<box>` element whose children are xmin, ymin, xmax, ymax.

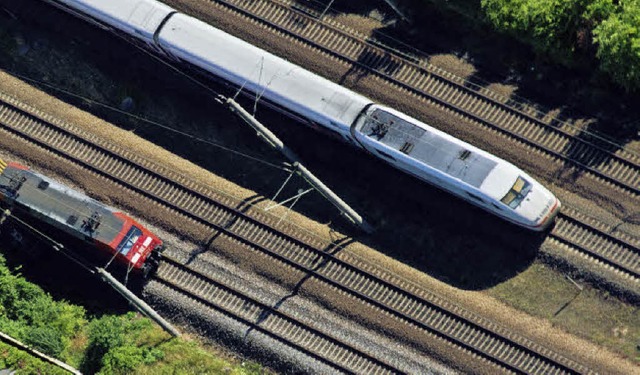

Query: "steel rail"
<box><xmin>205</xmin><ymin>0</ymin><xmax>639</xmax><ymax>197</ymax></box>
<box><xmin>0</xmin><ymin>93</ymin><xmax>593</xmax><ymax>374</ymax></box>
<box><xmin>153</xmin><ymin>255</ymin><xmax>400</xmax><ymax>374</ymax></box>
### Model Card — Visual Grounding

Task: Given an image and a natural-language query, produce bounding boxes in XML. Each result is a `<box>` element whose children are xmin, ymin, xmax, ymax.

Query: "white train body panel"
<box><xmin>352</xmin><ymin>105</ymin><xmax>560</xmax><ymax>229</ymax></box>
<box><xmin>157</xmin><ymin>14</ymin><xmax>372</xmax><ymax>140</ymax></box>
<box><xmin>44</xmin><ymin>0</ymin><xmax>175</xmax><ymax>42</ymax></box>
<box><xmin>42</xmin><ymin>0</ymin><xmax>561</xmax><ymax>230</ymax></box>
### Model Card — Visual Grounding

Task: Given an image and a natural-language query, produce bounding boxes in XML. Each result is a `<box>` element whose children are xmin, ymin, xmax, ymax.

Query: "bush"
<box><xmin>82</xmin><ymin>314</ymin><xmax>126</xmax><ymax>373</ymax></box>
<box><xmin>25</xmin><ymin>326</ymin><xmax>65</xmax><ymax>357</ymax></box>
<box><xmin>0</xmin><ymin>255</ymin><xmax>85</xmax><ymax>363</ymax></box>
<box><xmin>82</xmin><ymin>313</ymin><xmax>166</xmax><ymax>374</ymax></box>
<box><xmin>0</xmin><ymin>341</ymin><xmax>68</xmax><ymax>375</ymax></box>
<box><xmin>0</xmin><ymin>253</ymin><xmax>251</xmax><ymax>374</ymax></box>
<box><xmin>99</xmin><ymin>344</ymin><xmax>145</xmax><ymax>374</ymax></box>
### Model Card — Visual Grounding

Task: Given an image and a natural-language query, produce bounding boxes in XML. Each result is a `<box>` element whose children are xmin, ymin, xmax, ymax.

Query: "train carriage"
<box><xmin>38</xmin><ymin>0</ymin><xmax>561</xmax><ymax>231</ymax></box>
<box><xmin>156</xmin><ymin>13</ymin><xmax>372</xmax><ymax>145</ymax></box>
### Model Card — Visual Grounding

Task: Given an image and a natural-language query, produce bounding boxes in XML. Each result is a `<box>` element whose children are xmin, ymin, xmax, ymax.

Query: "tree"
<box><xmin>593</xmin><ymin>0</ymin><xmax>640</xmax><ymax>91</ymax></box>
<box><xmin>481</xmin><ymin>0</ymin><xmax>586</xmax><ymax>63</ymax></box>
<box><xmin>82</xmin><ymin>314</ymin><xmax>126</xmax><ymax>373</ymax></box>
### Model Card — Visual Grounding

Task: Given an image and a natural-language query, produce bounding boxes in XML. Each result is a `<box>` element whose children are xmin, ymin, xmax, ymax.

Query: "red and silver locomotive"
<box><xmin>0</xmin><ymin>159</ymin><xmax>163</xmax><ymax>275</ymax></box>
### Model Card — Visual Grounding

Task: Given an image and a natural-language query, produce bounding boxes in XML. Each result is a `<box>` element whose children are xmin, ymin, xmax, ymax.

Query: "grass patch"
<box><xmin>0</xmin><ymin>341</ymin><xmax>68</xmax><ymax>375</ymax></box>
<box><xmin>0</xmin><ymin>251</ymin><xmax>266</xmax><ymax>374</ymax></box>
<box><xmin>489</xmin><ymin>262</ymin><xmax>640</xmax><ymax>361</ymax></box>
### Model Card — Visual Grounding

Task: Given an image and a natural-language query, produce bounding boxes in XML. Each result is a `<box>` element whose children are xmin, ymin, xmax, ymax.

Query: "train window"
<box><xmin>375</xmin><ymin>149</ymin><xmax>396</xmax><ymax>161</ymax></box>
<box><xmin>492</xmin><ymin>203</ymin><xmax>503</xmax><ymax>210</ymax></box>
<box><xmin>116</xmin><ymin>226</ymin><xmax>143</xmax><ymax>257</ymax></box>
<box><xmin>501</xmin><ymin>176</ymin><xmax>532</xmax><ymax>209</ymax></box>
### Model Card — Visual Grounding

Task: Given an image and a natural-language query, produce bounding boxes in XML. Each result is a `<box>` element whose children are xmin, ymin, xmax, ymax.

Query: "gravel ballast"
<box><xmin>0</xmin><ymin>70</ymin><xmax>636</xmax><ymax>373</ymax></box>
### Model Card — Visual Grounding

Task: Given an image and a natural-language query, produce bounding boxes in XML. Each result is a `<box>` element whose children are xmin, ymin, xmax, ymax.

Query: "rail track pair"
<box><xmin>0</xmin><ymin>91</ymin><xmax>614</xmax><ymax>374</ymax></box>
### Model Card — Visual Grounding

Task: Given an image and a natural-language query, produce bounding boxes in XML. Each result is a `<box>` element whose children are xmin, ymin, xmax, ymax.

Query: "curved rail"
<box><xmin>203</xmin><ymin>0</ymin><xmax>640</xmax><ymax>197</ymax></box>
<box><xmin>153</xmin><ymin>255</ymin><xmax>399</xmax><ymax>373</ymax></box>
<box><xmin>0</xmin><ymin>93</ymin><xmax>596</xmax><ymax>374</ymax></box>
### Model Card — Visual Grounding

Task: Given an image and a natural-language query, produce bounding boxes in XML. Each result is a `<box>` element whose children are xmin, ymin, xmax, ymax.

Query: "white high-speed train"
<box><xmin>42</xmin><ymin>0</ymin><xmax>561</xmax><ymax>230</ymax></box>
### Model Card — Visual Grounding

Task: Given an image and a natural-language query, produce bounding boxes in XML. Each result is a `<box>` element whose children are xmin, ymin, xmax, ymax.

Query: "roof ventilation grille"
<box><xmin>459</xmin><ymin>149</ymin><xmax>471</xmax><ymax>161</ymax></box>
<box><xmin>37</xmin><ymin>180</ymin><xmax>50</xmax><ymax>190</ymax></box>
<box><xmin>400</xmin><ymin>142</ymin><xmax>414</xmax><ymax>154</ymax></box>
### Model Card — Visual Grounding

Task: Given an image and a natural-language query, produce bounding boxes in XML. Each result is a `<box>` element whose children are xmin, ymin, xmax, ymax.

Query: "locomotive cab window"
<box><xmin>116</xmin><ymin>226</ymin><xmax>143</xmax><ymax>257</ymax></box>
<box><xmin>501</xmin><ymin>176</ymin><xmax>532</xmax><ymax>209</ymax></box>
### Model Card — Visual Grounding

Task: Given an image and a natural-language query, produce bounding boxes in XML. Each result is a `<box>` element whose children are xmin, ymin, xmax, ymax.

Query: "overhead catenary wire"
<box><xmin>0</xmin><ymin>208</ymin><xmax>181</xmax><ymax>337</ymax></box>
<box><xmin>2</xmin><ymin>69</ymin><xmax>289</xmax><ymax>172</ymax></box>
<box><xmin>34</xmin><ymin>4</ymin><xmax>450</xmax><ymax>176</ymax></box>
<box><xmin>7</xmin><ymin>7</ymin><xmax>501</xmax><ymax>179</ymax></box>
<box><xmin>1</xmin><ymin>172</ymin><xmax>126</xmax><ymax>237</ymax></box>
<box><xmin>2</xmin><ymin>211</ymin><xmax>96</xmax><ymax>274</ymax></box>
<box><xmin>5</xmin><ymin>2</ymin><xmax>536</xmax><ymax>219</ymax></box>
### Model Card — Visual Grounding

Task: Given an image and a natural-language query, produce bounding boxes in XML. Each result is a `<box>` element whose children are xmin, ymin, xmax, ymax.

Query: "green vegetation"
<box><xmin>480</xmin><ymin>0</ymin><xmax>640</xmax><ymax>91</ymax></box>
<box><xmin>481</xmin><ymin>0</ymin><xmax>586</xmax><ymax>64</ymax></box>
<box><xmin>592</xmin><ymin>1</ymin><xmax>640</xmax><ymax>90</ymax></box>
<box><xmin>0</xmin><ymin>254</ymin><xmax>265</xmax><ymax>374</ymax></box>
<box><xmin>0</xmin><ymin>341</ymin><xmax>67</xmax><ymax>375</ymax></box>
<box><xmin>489</xmin><ymin>262</ymin><xmax>640</xmax><ymax>362</ymax></box>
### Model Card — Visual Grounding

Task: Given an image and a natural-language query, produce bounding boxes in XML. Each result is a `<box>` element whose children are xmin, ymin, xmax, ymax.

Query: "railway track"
<box><xmin>551</xmin><ymin>209</ymin><xmax>640</xmax><ymax>281</ymax></box>
<box><xmin>0</xmin><ymin>92</ymin><xmax>605</xmax><ymax>374</ymax></box>
<box><xmin>153</xmin><ymin>255</ymin><xmax>399</xmax><ymax>374</ymax></box>
<box><xmin>204</xmin><ymin>0</ymin><xmax>640</xmax><ymax>197</ymax></box>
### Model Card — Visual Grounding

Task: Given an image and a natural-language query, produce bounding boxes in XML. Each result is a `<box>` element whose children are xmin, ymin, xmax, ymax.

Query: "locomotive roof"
<box><xmin>157</xmin><ymin>14</ymin><xmax>372</xmax><ymax>128</ymax></box>
<box><xmin>359</xmin><ymin>107</ymin><xmax>498</xmax><ymax>188</ymax></box>
<box><xmin>0</xmin><ymin>165</ymin><xmax>125</xmax><ymax>244</ymax></box>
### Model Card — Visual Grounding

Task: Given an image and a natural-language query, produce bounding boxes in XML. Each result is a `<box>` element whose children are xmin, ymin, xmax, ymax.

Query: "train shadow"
<box><xmin>0</xmin><ymin>218</ymin><xmax>132</xmax><ymax>316</ymax></box>
<box><xmin>0</xmin><ymin>0</ymin><xmax>567</xmax><ymax>292</ymax></box>
<box><xmin>350</xmin><ymin>187</ymin><xmax>544</xmax><ymax>290</ymax></box>
<box><xmin>277</xmin><ymin>138</ymin><xmax>545</xmax><ymax>289</ymax></box>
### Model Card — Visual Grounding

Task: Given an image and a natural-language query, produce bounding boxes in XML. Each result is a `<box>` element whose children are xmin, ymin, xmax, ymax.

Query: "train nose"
<box><xmin>518</xmin><ymin>187</ymin><xmax>555</xmax><ymax>225</ymax></box>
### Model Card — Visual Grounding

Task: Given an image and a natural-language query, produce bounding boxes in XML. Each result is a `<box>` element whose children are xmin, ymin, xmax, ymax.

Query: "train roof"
<box><xmin>157</xmin><ymin>14</ymin><xmax>372</xmax><ymax>128</ymax></box>
<box><xmin>0</xmin><ymin>165</ymin><xmax>125</xmax><ymax>245</ymax></box>
<box><xmin>50</xmin><ymin>0</ymin><xmax>174</xmax><ymax>39</ymax></box>
<box><xmin>358</xmin><ymin>107</ymin><xmax>498</xmax><ymax>188</ymax></box>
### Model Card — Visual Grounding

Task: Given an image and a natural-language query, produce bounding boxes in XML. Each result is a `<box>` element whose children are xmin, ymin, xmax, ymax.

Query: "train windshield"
<box><xmin>501</xmin><ymin>176</ymin><xmax>532</xmax><ymax>209</ymax></box>
<box><xmin>116</xmin><ymin>226</ymin><xmax>143</xmax><ymax>256</ymax></box>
